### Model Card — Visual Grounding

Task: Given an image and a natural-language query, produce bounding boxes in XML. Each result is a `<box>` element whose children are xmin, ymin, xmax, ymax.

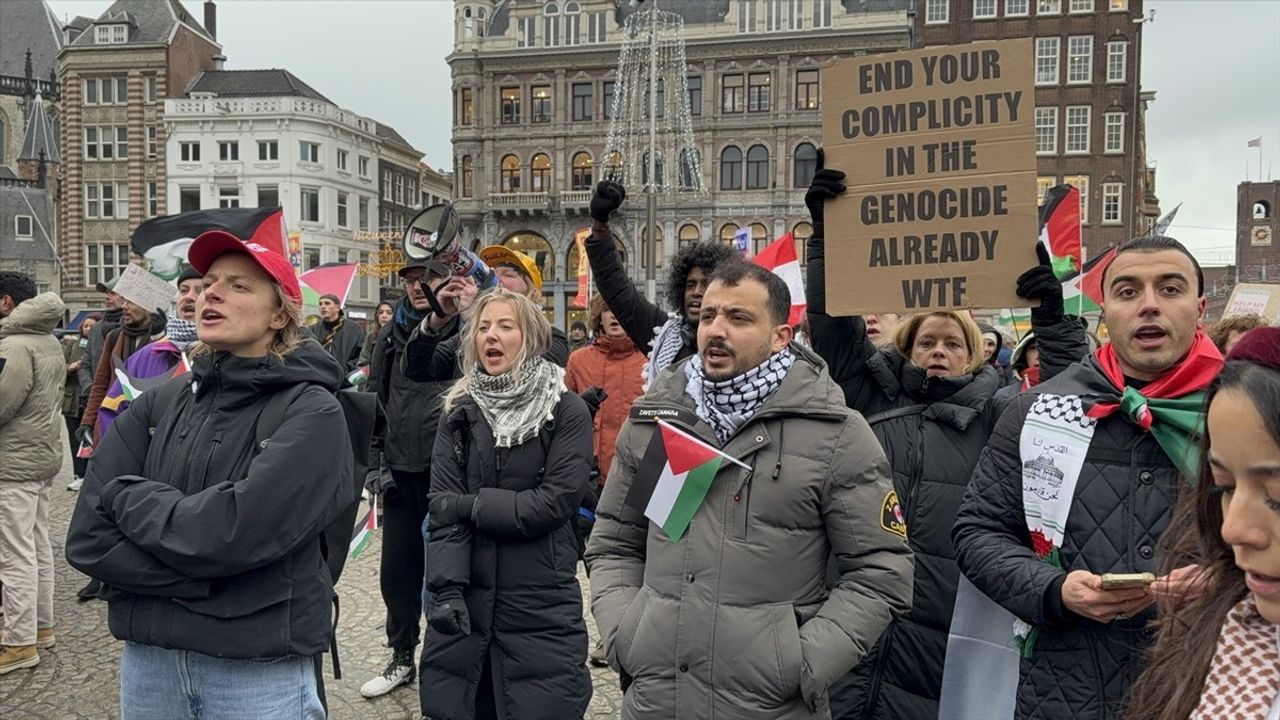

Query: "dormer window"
<box><xmin>95</xmin><ymin>24</ymin><xmax>128</xmax><ymax>44</ymax></box>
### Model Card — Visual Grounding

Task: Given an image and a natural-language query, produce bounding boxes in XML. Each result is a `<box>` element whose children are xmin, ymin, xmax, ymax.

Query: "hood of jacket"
<box><xmin>190</xmin><ymin>339</ymin><xmax>342</xmax><ymax>410</ymax></box>
<box><xmin>0</xmin><ymin>292</ymin><xmax>64</xmax><ymax>338</ymax></box>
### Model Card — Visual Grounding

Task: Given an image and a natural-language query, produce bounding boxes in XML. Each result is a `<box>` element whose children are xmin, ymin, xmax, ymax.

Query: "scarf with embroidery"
<box><xmin>1190</xmin><ymin>596</ymin><xmax>1280</xmax><ymax>720</ymax></box>
<box><xmin>643</xmin><ymin>314</ymin><xmax>690</xmax><ymax>388</ymax></box>
<box><xmin>468</xmin><ymin>356</ymin><xmax>565</xmax><ymax>448</ymax></box>
<box><xmin>164</xmin><ymin>314</ymin><xmax>199</xmax><ymax>350</ymax></box>
<box><xmin>684</xmin><ymin>349</ymin><xmax>795</xmax><ymax>444</ymax></box>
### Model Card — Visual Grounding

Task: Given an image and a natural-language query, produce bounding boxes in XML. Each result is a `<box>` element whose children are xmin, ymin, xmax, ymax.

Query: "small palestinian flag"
<box><xmin>1038</xmin><ymin>184</ymin><xmax>1082</xmax><ymax>279</ymax></box>
<box><xmin>347</xmin><ymin>365</ymin><xmax>369</xmax><ymax>387</ymax></box>
<box><xmin>625</xmin><ymin>420</ymin><xmax>747</xmax><ymax>541</ymax></box>
<box><xmin>131</xmin><ymin>207</ymin><xmax>288</xmax><ymax>280</ymax></box>
<box><xmin>349</xmin><ymin>496</ymin><xmax>378</xmax><ymax>560</ymax></box>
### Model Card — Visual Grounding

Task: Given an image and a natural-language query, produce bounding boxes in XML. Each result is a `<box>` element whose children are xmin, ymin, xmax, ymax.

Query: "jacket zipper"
<box><xmin>905</xmin><ymin>412</ymin><xmax>926</xmax><ymax>528</ymax></box>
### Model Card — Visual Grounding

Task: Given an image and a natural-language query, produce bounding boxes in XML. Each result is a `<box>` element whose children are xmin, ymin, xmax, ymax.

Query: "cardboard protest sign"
<box><xmin>821</xmin><ymin>39</ymin><xmax>1039</xmax><ymax>315</ymax></box>
<box><xmin>1224</xmin><ymin>282</ymin><xmax>1280</xmax><ymax>323</ymax></box>
<box><xmin>114</xmin><ymin>264</ymin><xmax>175</xmax><ymax>313</ymax></box>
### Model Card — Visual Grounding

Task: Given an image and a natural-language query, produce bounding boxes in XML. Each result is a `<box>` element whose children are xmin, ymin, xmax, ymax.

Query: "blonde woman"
<box><xmin>422</xmin><ymin>288</ymin><xmax>593</xmax><ymax>720</ymax></box>
<box><xmin>67</xmin><ymin>232</ymin><xmax>353</xmax><ymax>719</ymax></box>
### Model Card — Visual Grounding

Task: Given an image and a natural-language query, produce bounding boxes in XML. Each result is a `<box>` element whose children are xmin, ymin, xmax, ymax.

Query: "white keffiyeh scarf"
<box><xmin>643</xmin><ymin>315</ymin><xmax>690</xmax><ymax>389</ymax></box>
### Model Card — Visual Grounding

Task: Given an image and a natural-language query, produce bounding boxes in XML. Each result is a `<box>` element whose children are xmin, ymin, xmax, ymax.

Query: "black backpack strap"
<box><xmin>864</xmin><ymin>404</ymin><xmax>928</xmax><ymax>427</ymax></box>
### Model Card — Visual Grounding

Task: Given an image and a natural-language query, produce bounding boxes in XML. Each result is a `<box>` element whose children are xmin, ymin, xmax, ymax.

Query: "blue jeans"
<box><xmin>121</xmin><ymin>642</ymin><xmax>325</xmax><ymax>719</ymax></box>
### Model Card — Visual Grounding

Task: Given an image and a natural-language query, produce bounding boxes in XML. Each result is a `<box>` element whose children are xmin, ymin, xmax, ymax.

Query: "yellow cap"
<box><xmin>478</xmin><ymin>245</ymin><xmax>543</xmax><ymax>293</ymax></box>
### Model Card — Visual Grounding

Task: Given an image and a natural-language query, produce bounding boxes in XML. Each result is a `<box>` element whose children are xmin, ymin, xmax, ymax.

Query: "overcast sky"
<box><xmin>47</xmin><ymin>0</ymin><xmax>1280</xmax><ymax>265</ymax></box>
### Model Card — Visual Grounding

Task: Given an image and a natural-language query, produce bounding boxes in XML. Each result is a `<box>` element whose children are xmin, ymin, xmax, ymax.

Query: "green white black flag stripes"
<box><xmin>624</xmin><ymin>420</ymin><xmax>748</xmax><ymax>541</ymax></box>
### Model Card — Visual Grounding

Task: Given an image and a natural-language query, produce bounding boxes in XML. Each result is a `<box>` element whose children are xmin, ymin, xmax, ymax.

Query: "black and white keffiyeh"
<box><xmin>164</xmin><ymin>314</ymin><xmax>199</xmax><ymax>350</ymax></box>
<box><xmin>685</xmin><ymin>349</ymin><xmax>795</xmax><ymax>444</ymax></box>
<box><xmin>643</xmin><ymin>314</ymin><xmax>693</xmax><ymax>388</ymax></box>
<box><xmin>468</xmin><ymin>357</ymin><xmax>566</xmax><ymax>448</ymax></box>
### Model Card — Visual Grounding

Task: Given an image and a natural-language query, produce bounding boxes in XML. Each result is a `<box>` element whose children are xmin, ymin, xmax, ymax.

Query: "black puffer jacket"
<box><xmin>370</xmin><ymin>301</ymin><xmax>453</xmax><ymax>473</ymax></box>
<box><xmin>65</xmin><ymin>342</ymin><xmax>352</xmax><ymax>659</ymax></box>
<box><xmin>952</xmin><ymin>357</ymin><xmax>1181</xmax><ymax>720</ymax></box>
<box><xmin>585</xmin><ymin>227</ymin><xmax>696</xmax><ymax>363</ymax></box>
<box><xmin>421</xmin><ymin>390</ymin><xmax>593</xmax><ymax>720</ymax></box>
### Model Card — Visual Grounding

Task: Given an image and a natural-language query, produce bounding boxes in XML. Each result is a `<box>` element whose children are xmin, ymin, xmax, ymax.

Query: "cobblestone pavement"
<box><xmin>0</xmin><ymin>441</ymin><xmax>624</xmax><ymax>719</ymax></box>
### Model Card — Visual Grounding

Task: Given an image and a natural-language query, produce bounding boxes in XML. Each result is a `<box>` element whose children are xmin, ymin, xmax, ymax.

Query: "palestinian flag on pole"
<box><xmin>1061</xmin><ymin>246</ymin><xmax>1117</xmax><ymax>315</ymax></box>
<box><xmin>625</xmin><ymin>420</ymin><xmax>750</xmax><ymax>541</ymax></box>
<box><xmin>349</xmin><ymin>496</ymin><xmax>378</xmax><ymax>560</ymax></box>
<box><xmin>131</xmin><ymin>207</ymin><xmax>288</xmax><ymax>280</ymax></box>
<box><xmin>111</xmin><ymin>353</ymin><xmax>191</xmax><ymax>401</ymax></box>
<box><xmin>751</xmin><ymin>232</ymin><xmax>807</xmax><ymax>327</ymax></box>
<box><xmin>1038</xmin><ymin>184</ymin><xmax>1082</xmax><ymax>279</ymax></box>
<box><xmin>299</xmin><ymin>263</ymin><xmax>359</xmax><ymax>308</ymax></box>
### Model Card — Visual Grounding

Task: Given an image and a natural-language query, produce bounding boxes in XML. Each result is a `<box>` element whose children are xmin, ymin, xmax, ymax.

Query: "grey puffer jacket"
<box><xmin>585</xmin><ymin>345</ymin><xmax>914</xmax><ymax>720</ymax></box>
<box><xmin>952</xmin><ymin>356</ymin><xmax>1183</xmax><ymax>720</ymax></box>
<box><xmin>0</xmin><ymin>293</ymin><xmax>67</xmax><ymax>483</ymax></box>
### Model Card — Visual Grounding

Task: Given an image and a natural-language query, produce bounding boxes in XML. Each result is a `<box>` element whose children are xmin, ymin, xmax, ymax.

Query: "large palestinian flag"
<box><xmin>299</xmin><ymin>263</ymin><xmax>359</xmax><ymax>307</ymax></box>
<box><xmin>625</xmin><ymin>420</ymin><xmax>746</xmax><ymax>541</ymax></box>
<box><xmin>131</xmin><ymin>207</ymin><xmax>288</xmax><ymax>279</ymax></box>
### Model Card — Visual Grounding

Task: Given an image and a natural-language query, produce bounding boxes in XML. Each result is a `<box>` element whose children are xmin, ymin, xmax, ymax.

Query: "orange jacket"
<box><xmin>564</xmin><ymin>335</ymin><xmax>646</xmax><ymax>487</ymax></box>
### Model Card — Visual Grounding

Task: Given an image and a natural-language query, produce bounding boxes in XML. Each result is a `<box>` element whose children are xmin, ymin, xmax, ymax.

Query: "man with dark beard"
<box><xmin>78</xmin><ymin>278</ymin><xmax>123</xmax><ymax>400</ymax></box>
<box><xmin>585</xmin><ymin>181</ymin><xmax>736</xmax><ymax>385</ymax></box>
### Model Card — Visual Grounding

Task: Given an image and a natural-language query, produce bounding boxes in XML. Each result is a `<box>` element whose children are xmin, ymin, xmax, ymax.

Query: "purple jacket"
<box><xmin>97</xmin><ymin>339</ymin><xmax>184</xmax><ymax>438</ymax></box>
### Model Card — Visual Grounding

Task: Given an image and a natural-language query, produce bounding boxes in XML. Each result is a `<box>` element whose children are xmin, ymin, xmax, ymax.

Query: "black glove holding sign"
<box><xmin>1016</xmin><ymin>244</ymin><xmax>1066</xmax><ymax>324</ymax></box>
<box><xmin>428</xmin><ymin>586</ymin><xmax>471</xmax><ymax>636</ymax></box>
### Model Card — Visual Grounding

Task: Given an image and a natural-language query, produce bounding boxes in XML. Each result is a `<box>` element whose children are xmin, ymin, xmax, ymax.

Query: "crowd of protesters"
<box><xmin>0</xmin><ymin>152</ymin><xmax>1276</xmax><ymax>720</ymax></box>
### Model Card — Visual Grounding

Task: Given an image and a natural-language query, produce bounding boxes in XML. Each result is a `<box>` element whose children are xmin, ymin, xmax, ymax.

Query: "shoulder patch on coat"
<box><xmin>881</xmin><ymin>490</ymin><xmax>907</xmax><ymax>538</ymax></box>
<box><xmin>629</xmin><ymin>405</ymin><xmax>699</xmax><ymax>427</ymax></box>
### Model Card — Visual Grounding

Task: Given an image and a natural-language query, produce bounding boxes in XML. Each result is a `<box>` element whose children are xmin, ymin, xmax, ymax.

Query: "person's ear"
<box><xmin>772</xmin><ymin>322</ymin><xmax>794</xmax><ymax>352</ymax></box>
<box><xmin>269</xmin><ymin>306</ymin><xmax>290</xmax><ymax>331</ymax></box>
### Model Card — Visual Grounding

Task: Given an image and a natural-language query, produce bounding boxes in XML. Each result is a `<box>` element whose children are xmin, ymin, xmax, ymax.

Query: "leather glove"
<box><xmin>1016</xmin><ymin>243</ymin><xmax>1065</xmax><ymax>324</ymax></box>
<box><xmin>427</xmin><ymin>586</ymin><xmax>472</xmax><ymax>636</ymax></box>
<box><xmin>429</xmin><ymin>493</ymin><xmax>477</xmax><ymax>526</ymax></box>
<box><xmin>579</xmin><ymin>386</ymin><xmax>608</xmax><ymax>418</ymax></box>
<box><xmin>590</xmin><ymin>181</ymin><xmax>626</xmax><ymax>223</ymax></box>
<box><xmin>803</xmin><ymin>150</ymin><xmax>845</xmax><ymax>237</ymax></box>
<box><xmin>75</xmin><ymin>425</ymin><xmax>94</xmax><ymax>447</ymax></box>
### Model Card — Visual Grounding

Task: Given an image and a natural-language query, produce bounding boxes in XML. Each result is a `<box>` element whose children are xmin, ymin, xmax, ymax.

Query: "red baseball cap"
<box><xmin>187</xmin><ymin>230</ymin><xmax>303</xmax><ymax>305</ymax></box>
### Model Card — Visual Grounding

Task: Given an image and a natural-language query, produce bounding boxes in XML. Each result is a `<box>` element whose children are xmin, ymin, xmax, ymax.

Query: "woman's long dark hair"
<box><xmin>1126</xmin><ymin>358</ymin><xmax>1280</xmax><ymax>720</ymax></box>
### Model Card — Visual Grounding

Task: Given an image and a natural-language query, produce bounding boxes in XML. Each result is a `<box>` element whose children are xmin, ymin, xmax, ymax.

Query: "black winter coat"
<box><xmin>952</xmin><ymin>357</ymin><xmax>1181</xmax><ymax>720</ymax></box>
<box><xmin>585</xmin><ymin>228</ymin><xmax>696</xmax><ymax>363</ymax></box>
<box><xmin>312</xmin><ymin>314</ymin><xmax>366</xmax><ymax>373</ymax></box>
<box><xmin>370</xmin><ymin>303</ymin><xmax>453</xmax><ymax>473</ymax></box>
<box><xmin>65</xmin><ymin>342</ymin><xmax>353</xmax><ymax>659</ymax></box>
<box><xmin>421</xmin><ymin>391</ymin><xmax>593</xmax><ymax>720</ymax></box>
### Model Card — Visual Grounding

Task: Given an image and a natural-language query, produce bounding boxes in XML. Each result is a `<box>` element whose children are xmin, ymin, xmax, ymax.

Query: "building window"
<box><xmin>359</xmin><ymin>197</ymin><xmax>371</xmax><ymax>229</ymax></box>
<box><xmin>299</xmin><ymin>141</ymin><xmax>320</xmax><ymax>164</ymax></box>
<box><xmin>1035</xmin><ymin>37</ymin><xmax>1060</xmax><ymax>85</ymax></box>
<box><xmin>180</xmin><ymin>141</ymin><xmax>200</xmax><ymax>162</ymax></box>
<box><xmin>751</xmin><ymin>223</ymin><xmax>770</xmax><ymax>255</ymax></box>
<box><xmin>789</xmin><ymin>0</ymin><xmax>805</xmax><ymax>29</ymax></box>
<box><xmin>678</xmin><ymin>149</ymin><xmax>699</xmax><ymax>190</ymax></box>
<box><xmin>1035</xmin><ymin>107</ymin><xmax>1058</xmax><ymax>154</ymax></box>
<box><xmin>643</xmin><ymin>78</ymin><xmax>665</xmax><ymax>119</ymax></box>
<box><xmin>147</xmin><ymin>182</ymin><xmax>158</xmax><ymax>217</ymax></box>
<box><xmin>144</xmin><ymin>75</ymin><xmax>157</xmax><ymax>103</ymax></box>
<box><xmin>571</xmin><ymin>83</ymin><xmax>592</xmax><ymax>121</ymax></box>
<box><xmin>14</xmin><ymin>215</ymin><xmax>33</xmax><ymax>238</ymax></box>
<box><xmin>603</xmin><ymin>81</ymin><xmax>616</xmax><ymax>120</ymax></box>
<box><xmin>641</xmin><ymin>151</ymin><xmax>664</xmax><ymax>187</ymax></box>
<box><xmin>337</xmin><ymin>149</ymin><xmax>348</xmax><ymax>171</ymax></box>
<box><xmin>1102</xmin><ymin>182</ymin><xmax>1122</xmax><ymax>224</ymax></box>
<box><xmin>765</xmin><ymin>0</ymin><xmax>784</xmax><ymax>31</ymax></box>
<box><xmin>544</xmin><ymin>3</ymin><xmax>561</xmax><ymax>47</ymax></box>
<box><xmin>459</xmin><ymin>88</ymin><xmax>474</xmax><ymax>125</ymax></box>
<box><xmin>571</xmin><ymin>152</ymin><xmax>593</xmax><ymax>191</ymax></box>
<box><xmin>719</xmin><ymin>223</ymin><xmax>740</xmax><ymax>245</ymax></box>
<box><xmin>679</xmin><ymin>223</ymin><xmax>700</xmax><ymax>249</ymax></box>
<box><xmin>565</xmin><ymin>2</ymin><xmax>581</xmax><ymax>45</ymax></box>
<box><xmin>1006</xmin><ymin>0</ymin><xmax>1030</xmax><ymax>15</ymax></box>
<box><xmin>793</xmin><ymin>222</ymin><xmax>812</xmax><ymax>265</ymax></box>
<box><xmin>974</xmin><ymin>0</ymin><xmax>997</xmax><ymax>18</ymax></box>
<box><xmin>1069</xmin><ymin>0</ymin><xmax>1093</xmax><ymax>12</ymax></box>
<box><xmin>1067</xmin><ymin>36</ymin><xmax>1093</xmax><ymax>84</ymax></box>
<box><xmin>641</xmin><ymin>225</ymin><xmax>664</xmax><ymax>271</ymax></box>
<box><xmin>337</xmin><ymin>192</ymin><xmax>349</xmax><ymax>228</ymax></box>
<box><xmin>1036</xmin><ymin>176</ymin><xmax>1056</xmax><ymax>205</ymax></box>
<box><xmin>794</xmin><ymin>142</ymin><xmax>818</xmax><ymax>187</ymax></box>
<box><xmin>218</xmin><ymin>141</ymin><xmax>239</xmax><ymax>161</ymax></box>
<box><xmin>1065</xmin><ymin>175</ymin><xmax>1090</xmax><ymax>223</ymax></box>
<box><xmin>179</xmin><ymin>186</ymin><xmax>200</xmax><ymax>213</ymax></box>
<box><xmin>1109</xmin><ymin>0</ymin><xmax>1127</xmax><ymax>10</ymax></box>
<box><xmin>747</xmin><ymin>73</ymin><xmax>771</xmax><ymax>113</ymax></box>
<box><xmin>531</xmin><ymin>86</ymin><xmax>552</xmax><ymax>123</ymax></box>
<box><xmin>738</xmin><ymin>0</ymin><xmax>757</xmax><ymax>32</ymax></box>
<box><xmin>1107</xmin><ymin>41</ymin><xmax>1128</xmax><ymax>83</ymax></box>
<box><xmin>812</xmin><ymin>0</ymin><xmax>832</xmax><ymax>26</ymax></box>
<box><xmin>382</xmin><ymin>170</ymin><xmax>393</xmax><ymax>201</ymax></box>
<box><xmin>721</xmin><ymin>74</ymin><xmax>744</xmax><ymax>113</ymax></box>
<box><xmin>588</xmin><ymin>12</ymin><xmax>607</xmax><ymax>42</ymax></box>
<box><xmin>146</xmin><ymin>126</ymin><xmax>157</xmax><ymax>159</ymax></box>
<box><xmin>518</xmin><ymin>16</ymin><xmax>535</xmax><ymax>47</ymax></box>
<box><xmin>257</xmin><ymin>184</ymin><xmax>278</xmax><ymax>209</ymax></box>
<box><xmin>461</xmin><ymin>156</ymin><xmax>474</xmax><ymax>197</ymax></box>
<box><xmin>394</xmin><ymin>174</ymin><xmax>404</xmax><ymax>205</ymax></box>
<box><xmin>530</xmin><ymin>153</ymin><xmax>553</xmax><ymax>192</ymax></box>
<box><xmin>746</xmin><ymin>145</ymin><xmax>770</xmax><ymax>189</ymax></box>
<box><xmin>720</xmin><ymin>146</ymin><xmax>743</xmax><ymax>190</ymax></box>
<box><xmin>501</xmin><ymin>155</ymin><xmax>521</xmax><ymax>193</ymax></box>
<box><xmin>501</xmin><ymin>87</ymin><xmax>521</xmax><ymax>124</ymax></box>
<box><xmin>84</xmin><ymin>243</ymin><xmax>131</xmax><ymax>287</ymax></box>
<box><xmin>301</xmin><ymin>187</ymin><xmax>320</xmax><ymax>223</ymax></box>
<box><xmin>358</xmin><ymin>155</ymin><xmax>370</xmax><ymax>177</ymax></box>
<box><xmin>83</xmin><ymin>77</ymin><xmax>127</xmax><ymax>104</ymax></box>
<box><xmin>1065</xmin><ymin>105</ymin><xmax>1090</xmax><ymax>153</ymax></box>
<box><xmin>84</xmin><ymin>182</ymin><xmax>128</xmax><ymax>219</ymax></box>
<box><xmin>604</xmin><ymin>151</ymin><xmax>623</xmax><ymax>181</ymax></box>
<box><xmin>686</xmin><ymin>75</ymin><xmax>702</xmax><ymax>116</ymax></box>
<box><xmin>795</xmin><ymin>69</ymin><xmax>819</xmax><ymax>109</ymax></box>
<box><xmin>258</xmin><ymin>140</ymin><xmax>278</xmax><ymax>161</ymax></box>
<box><xmin>926</xmin><ymin>0</ymin><xmax>949</xmax><ymax>23</ymax></box>
<box><xmin>1103</xmin><ymin>112</ymin><xmax>1125</xmax><ymax>153</ymax></box>
<box><xmin>115</xmin><ymin>128</ymin><xmax>128</xmax><ymax>159</ymax></box>
<box><xmin>218</xmin><ymin>186</ymin><xmax>239</xmax><ymax>208</ymax></box>
<box><xmin>1038</xmin><ymin>0</ymin><xmax>1061</xmax><ymax>13</ymax></box>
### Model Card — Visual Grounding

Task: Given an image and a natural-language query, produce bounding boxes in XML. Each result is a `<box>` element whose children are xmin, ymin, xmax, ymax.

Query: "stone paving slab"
<box><xmin>0</xmin><ymin>439</ymin><xmax>624</xmax><ymax>719</ymax></box>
